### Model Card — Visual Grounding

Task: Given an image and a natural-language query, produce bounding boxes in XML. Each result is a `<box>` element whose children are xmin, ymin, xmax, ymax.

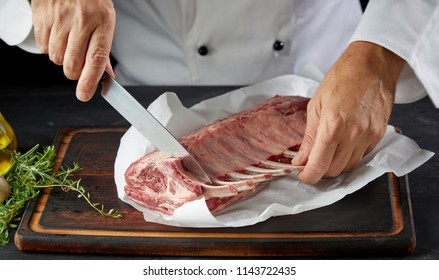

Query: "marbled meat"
<box><xmin>124</xmin><ymin>95</ymin><xmax>309</xmax><ymax>215</ymax></box>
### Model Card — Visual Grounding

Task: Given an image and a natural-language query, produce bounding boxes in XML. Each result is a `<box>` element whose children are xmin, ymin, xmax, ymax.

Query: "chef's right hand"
<box><xmin>31</xmin><ymin>0</ymin><xmax>116</xmax><ymax>102</ymax></box>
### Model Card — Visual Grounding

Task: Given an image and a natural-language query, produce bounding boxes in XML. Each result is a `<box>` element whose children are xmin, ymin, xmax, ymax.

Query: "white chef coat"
<box><xmin>351</xmin><ymin>0</ymin><xmax>439</xmax><ymax>107</ymax></box>
<box><xmin>111</xmin><ymin>0</ymin><xmax>361</xmax><ymax>86</ymax></box>
<box><xmin>1</xmin><ymin>0</ymin><xmax>438</xmax><ymax>108</ymax></box>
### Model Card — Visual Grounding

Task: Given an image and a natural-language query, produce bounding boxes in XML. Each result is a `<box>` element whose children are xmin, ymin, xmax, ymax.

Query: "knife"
<box><xmin>100</xmin><ymin>73</ymin><xmax>212</xmax><ymax>183</ymax></box>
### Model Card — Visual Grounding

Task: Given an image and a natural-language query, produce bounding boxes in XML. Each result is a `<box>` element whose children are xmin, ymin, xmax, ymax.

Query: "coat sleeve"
<box><xmin>350</xmin><ymin>0</ymin><xmax>439</xmax><ymax>108</ymax></box>
<box><xmin>0</xmin><ymin>0</ymin><xmax>40</xmax><ymax>53</ymax></box>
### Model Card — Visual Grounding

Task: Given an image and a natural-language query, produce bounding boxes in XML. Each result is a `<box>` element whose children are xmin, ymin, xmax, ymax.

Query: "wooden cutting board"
<box><xmin>15</xmin><ymin>127</ymin><xmax>416</xmax><ymax>257</ymax></box>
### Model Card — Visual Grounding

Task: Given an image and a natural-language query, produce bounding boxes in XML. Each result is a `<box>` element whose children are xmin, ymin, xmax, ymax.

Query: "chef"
<box><xmin>1</xmin><ymin>0</ymin><xmax>438</xmax><ymax>185</ymax></box>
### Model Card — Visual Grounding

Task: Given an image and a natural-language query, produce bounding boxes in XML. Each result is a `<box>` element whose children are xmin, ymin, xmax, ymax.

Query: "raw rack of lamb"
<box><xmin>124</xmin><ymin>95</ymin><xmax>309</xmax><ymax>215</ymax></box>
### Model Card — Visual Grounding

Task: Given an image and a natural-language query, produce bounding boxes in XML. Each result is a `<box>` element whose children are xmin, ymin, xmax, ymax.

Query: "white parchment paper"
<box><xmin>114</xmin><ymin>75</ymin><xmax>434</xmax><ymax>228</ymax></box>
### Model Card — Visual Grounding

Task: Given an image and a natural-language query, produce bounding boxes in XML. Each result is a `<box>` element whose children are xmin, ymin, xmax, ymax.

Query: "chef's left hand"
<box><xmin>291</xmin><ymin>41</ymin><xmax>405</xmax><ymax>184</ymax></box>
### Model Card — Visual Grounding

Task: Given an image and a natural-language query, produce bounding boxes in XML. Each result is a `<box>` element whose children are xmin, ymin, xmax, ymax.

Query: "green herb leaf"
<box><xmin>0</xmin><ymin>145</ymin><xmax>122</xmax><ymax>245</ymax></box>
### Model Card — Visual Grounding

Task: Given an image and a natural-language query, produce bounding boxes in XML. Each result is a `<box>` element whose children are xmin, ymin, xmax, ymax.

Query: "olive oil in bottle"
<box><xmin>0</xmin><ymin>112</ymin><xmax>17</xmax><ymax>175</ymax></box>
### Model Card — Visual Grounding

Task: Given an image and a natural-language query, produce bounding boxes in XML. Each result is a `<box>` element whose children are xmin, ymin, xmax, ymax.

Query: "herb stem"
<box><xmin>0</xmin><ymin>145</ymin><xmax>122</xmax><ymax>245</ymax></box>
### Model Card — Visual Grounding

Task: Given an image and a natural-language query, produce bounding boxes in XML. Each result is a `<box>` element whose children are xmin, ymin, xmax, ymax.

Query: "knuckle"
<box><xmin>298</xmin><ymin>160</ymin><xmax>328</xmax><ymax>185</ymax></box>
<box><xmin>49</xmin><ymin>53</ymin><xmax>63</xmax><ymax>65</ymax></box>
<box><xmin>327</xmin><ymin>114</ymin><xmax>345</xmax><ymax>131</ymax></box>
<box><xmin>63</xmin><ymin>46</ymin><xmax>85</xmax><ymax>80</ymax></box>
<box><xmin>33</xmin><ymin>31</ymin><xmax>49</xmax><ymax>53</ymax></box>
<box><xmin>343</xmin><ymin>164</ymin><xmax>357</xmax><ymax>173</ymax></box>
<box><xmin>63</xmin><ymin>68</ymin><xmax>81</xmax><ymax>81</ymax></box>
<box><xmin>77</xmin><ymin>1</ymin><xmax>115</xmax><ymax>26</ymax></box>
<box><xmin>100</xmin><ymin>4</ymin><xmax>116</xmax><ymax>21</ymax></box>
<box><xmin>308</xmin><ymin>161</ymin><xmax>328</xmax><ymax>177</ymax></box>
<box><xmin>37</xmin><ymin>42</ymin><xmax>49</xmax><ymax>54</ymax></box>
<box><xmin>64</xmin><ymin>67</ymin><xmax>81</xmax><ymax>80</ymax></box>
<box><xmin>325</xmin><ymin>168</ymin><xmax>342</xmax><ymax>178</ymax></box>
<box><xmin>31</xmin><ymin>10</ymin><xmax>45</xmax><ymax>27</ymax></box>
<box><xmin>298</xmin><ymin>173</ymin><xmax>320</xmax><ymax>185</ymax></box>
<box><xmin>344</xmin><ymin>156</ymin><xmax>362</xmax><ymax>173</ymax></box>
<box><xmin>63</xmin><ymin>59</ymin><xmax>82</xmax><ymax>80</ymax></box>
<box><xmin>357</xmin><ymin>122</ymin><xmax>385</xmax><ymax>143</ymax></box>
<box><xmin>87</xmin><ymin>48</ymin><xmax>108</xmax><ymax>67</ymax></box>
<box><xmin>350</xmin><ymin>121</ymin><xmax>369</xmax><ymax>140</ymax></box>
<box><xmin>321</xmin><ymin>113</ymin><xmax>345</xmax><ymax>143</ymax></box>
<box><xmin>78</xmin><ymin>78</ymin><xmax>93</xmax><ymax>90</ymax></box>
<box><xmin>301</xmin><ymin>133</ymin><xmax>315</xmax><ymax>146</ymax></box>
<box><xmin>48</xmin><ymin>44</ymin><xmax>64</xmax><ymax>65</ymax></box>
<box><xmin>53</xmin><ymin>6</ymin><xmax>65</xmax><ymax>24</ymax></box>
<box><xmin>371</xmin><ymin>124</ymin><xmax>386</xmax><ymax>139</ymax></box>
<box><xmin>77</xmin><ymin>3</ymin><xmax>91</xmax><ymax>20</ymax></box>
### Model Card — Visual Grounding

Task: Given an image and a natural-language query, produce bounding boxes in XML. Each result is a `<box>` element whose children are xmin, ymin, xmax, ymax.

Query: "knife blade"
<box><xmin>100</xmin><ymin>74</ymin><xmax>212</xmax><ymax>183</ymax></box>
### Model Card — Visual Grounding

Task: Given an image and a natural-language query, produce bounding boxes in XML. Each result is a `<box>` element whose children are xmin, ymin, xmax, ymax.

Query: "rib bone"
<box><xmin>227</xmin><ymin>171</ymin><xmax>272</xmax><ymax>182</ymax></box>
<box><xmin>283</xmin><ymin>150</ymin><xmax>298</xmax><ymax>158</ymax></box>
<box><xmin>244</xmin><ymin>165</ymin><xmax>290</xmax><ymax>176</ymax></box>
<box><xmin>212</xmin><ymin>178</ymin><xmax>256</xmax><ymax>192</ymax></box>
<box><xmin>261</xmin><ymin>160</ymin><xmax>294</xmax><ymax>169</ymax></box>
<box><xmin>261</xmin><ymin>160</ymin><xmax>304</xmax><ymax>171</ymax></box>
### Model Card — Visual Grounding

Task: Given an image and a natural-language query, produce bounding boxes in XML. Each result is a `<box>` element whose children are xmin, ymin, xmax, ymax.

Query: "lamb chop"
<box><xmin>124</xmin><ymin>95</ymin><xmax>309</xmax><ymax>215</ymax></box>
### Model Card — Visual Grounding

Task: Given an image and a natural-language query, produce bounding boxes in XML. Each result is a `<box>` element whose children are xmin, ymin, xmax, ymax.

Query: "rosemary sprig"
<box><xmin>0</xmin><ymin>145</ymin><xmax>122</xmax><ymax>245</ymax></box>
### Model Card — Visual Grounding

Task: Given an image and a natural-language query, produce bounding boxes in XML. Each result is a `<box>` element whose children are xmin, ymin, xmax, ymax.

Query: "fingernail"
<box><xmin>77</xmin><ymin>91</ymin><xmax>91</xmax><ymax>102</ymax></box>
<box><xmin>106</xmin><ymin>63</ymin><xmax>116</xmax><ymax>78</ymax></box>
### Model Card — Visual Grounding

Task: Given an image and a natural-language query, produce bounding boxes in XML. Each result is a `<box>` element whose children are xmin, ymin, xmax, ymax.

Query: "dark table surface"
<box><xmin>0</xmin><ymin>85</ymin><xmax>438</xmax><ymax>260</ymax></box>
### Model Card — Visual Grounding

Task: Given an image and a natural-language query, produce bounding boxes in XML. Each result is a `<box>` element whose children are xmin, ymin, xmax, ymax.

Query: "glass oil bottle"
<box><xmin>0</xmin><ymin>112</ymin><xmax>17</xmax><ymax>175</ymax></box>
